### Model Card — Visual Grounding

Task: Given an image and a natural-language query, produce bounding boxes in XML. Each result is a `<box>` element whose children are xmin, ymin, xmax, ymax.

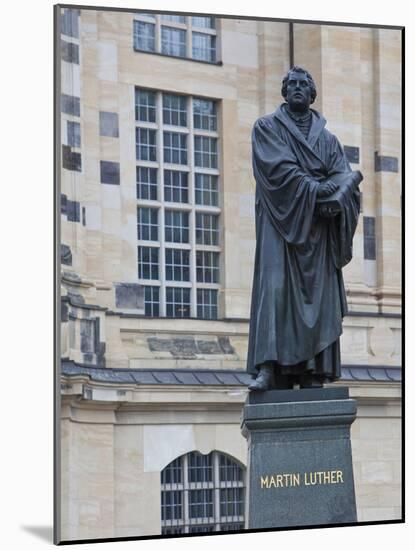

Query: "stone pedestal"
<box><xmin>241</xmin><ymin>387</ymin><xmax>357</xmax><ymax>529</ymax></box>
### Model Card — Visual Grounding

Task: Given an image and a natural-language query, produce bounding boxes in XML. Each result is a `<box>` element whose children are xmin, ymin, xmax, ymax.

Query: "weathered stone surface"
<box><xmin>115</xmin><ymin>283</ymin><xmax>144</xmax><ymax>309</ymax></box>
<box><xmin>60</xmin><ymin>244</ymin><xmax>72</xmax><ymax>266</ymax></box>
<box><xmin>242</xmin><ymin>388</ymin><xmax>357</xmax><ymax>528</ymax></box>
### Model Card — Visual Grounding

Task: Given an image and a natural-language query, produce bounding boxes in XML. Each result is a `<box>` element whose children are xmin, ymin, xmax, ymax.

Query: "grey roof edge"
<box><xmin>60</xmin><ymin>360</ymin><xmax>402</xmax><ymax>386</ymax></box>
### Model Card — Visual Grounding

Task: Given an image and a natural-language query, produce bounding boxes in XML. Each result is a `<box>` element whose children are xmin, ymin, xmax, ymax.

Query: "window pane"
<box><xmin>192</xmin><ymin>17</ymin><xmax>215</xmax><ymax>29</ymax></box>
<box><xmin>194</xmin><ymin>136</ymin><xmax>217</xmax><ymax>168</ymax></box>
<box><xmin>165</xmin><ymin>248</ymin><xmax>190</xmax><ymax>281</ymax></box>
<box><xmin>137</xmin><ymin>167</ymin><xmax>158</xmax><ymax>200</ymax></box>
<box><xmin>189</xmin><ymin>489</ymin><xmax>214</xmax><ymax>519</ymax></box>
<box><xmin>166</xmin><ymin>287</ymin><xmax>191</xmax><ymax>317</ymax></box>
<box><xmin>136</xmin><ymin>128</ymin><xmax>157</xmax><ymax>161</ymax></box>
<box><xmin>195</xmin><ymin>174</ymin><xmax>218</xmax><ymax>206</ymax></box>
<box><xmin>164</xmin><ymin>170</ymin><xmax>188</xmax><ymax>203</ymax></box>
<box><xmin>196</xmin><ymin>251</ymin><xmax>219</xmax><ymax>283</ymax></box>
<box><xmin>161</xmin><ymin>27</ymin><xmax>186</xmax><ymax>57</ymax></box>
<box><xmin>138</xmin><ymin>246</ymin><xmax>159</xmax><ymax>280</ymax></box>
<box><xmin>193</xmin><ymin>98</ymin><xmax>217</xmax><ymax>131</ymax></box>
<box><xmin>138</xmin><ymin>207</ymin><xmax>158</xmax><ymax>241</ymax></box>
<box><xmin>195</xmin><ymin>213</ymin><xmax>219</xmax><ymax>245</ymax></box>
<box><xmin>135</xmin><ymin>89</ymin><xmax>156</xmax><ymax>122</ymax></box>
<box><xmin>163</xmin><ymin>94</ymin><xmax>187</xmax><ymax>127</ymax></box>
<box><xmin>134</xmin><ymin>20</ymin><xmax>156</xmax><ymax>52</ymax></box>
<box><xmin>161</xmin><ymin>14</ymin><xmax>186</xmax><ymax>23</ymax></box>
<box><xmin>164</xmin><ymin>132</ymin><xmax>187</xmax><ymax>165</ymax></box>
<box><xmin>197</xmin><ymin>289</ymin><xmax>218</xmax><ymax>320</ymax></box>
<box><xmin>192</xmin><ymin>32</ymin><xmax>216</xmax><ymax>62</ymax></box>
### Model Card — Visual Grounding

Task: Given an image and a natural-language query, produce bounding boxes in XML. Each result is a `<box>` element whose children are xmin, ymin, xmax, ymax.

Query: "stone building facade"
<box><xmin>58</xmin><ymin>6</ymin><xmax>402</xmax><ymax>542</ymax></box>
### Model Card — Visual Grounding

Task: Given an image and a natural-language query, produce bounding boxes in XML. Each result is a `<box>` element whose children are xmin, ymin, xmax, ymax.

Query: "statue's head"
<box><xmin>281</xmin><ymin>66</ymin><xmax>317</xmax><ymax>111</ymax></box>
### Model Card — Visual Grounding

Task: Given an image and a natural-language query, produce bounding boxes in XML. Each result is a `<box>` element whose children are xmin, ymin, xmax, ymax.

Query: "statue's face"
<box><xmin>285</xmin><ymin>70</ymin><xmax>313</xmax><ymax>111</ymax></box>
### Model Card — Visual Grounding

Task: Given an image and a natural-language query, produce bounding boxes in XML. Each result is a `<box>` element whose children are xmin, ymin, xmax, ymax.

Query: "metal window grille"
<box><xmin>164</xmin><ymin>170</ymin><xmax>188</xmax><ymax>203</ymax></box>
<box><xmin>137</xmin><ymin>207</ymin><xmax>159</xmax><ymax>241</ymax></box>
<box><xmin>161</xmin><ymin>26</ymin><xmax>186</xmax><ymax>57</ymax></box>
<box><xmin>133</xmin><ymin>20</ymin><xmax>156</xmax><ymax>52</ymax></box>
<box><xmin>136</xmin><ymin>128</ymin><xmax>157</xmax><ymax>161</ymax></box>
<box><xmin>163</xmin><ymin>132</ymin><xmax>187</xmax><ymax>165</ymax></box>
<box><xmin>197</xmin><ymin>289</ymin><xmax>218</xmax><ymax>320</ymax></box>
<box><xmin>144</xmin><ymin>286</ymin><xmax>160</xmax><ymax>316</ymax></box>
<box><xmin>163</xmin><ymin>94</ymin><xmax>187</xmax><ymax>127</ymax></box>
<box><xmin>160</xmin><ymin>451</ymin><xmax>245</xmax><ymax>535</ymax></box>
<box><xmin>192</xmin><ymin>32</ymin><xmax>216</xmax><ymax>62</ymax></box>
<box><xmin>193</xmin><ymin>98</ymin><xmax>217</xmax><ymax>131</ymax></box>
<box><xmin>135</xmin><ymin>89</ymin><xmax>157</xmax><ymax>122</ymax></box>
<box><xmin>165</xmin><ymin>249</ymin><xmax>190</xmax><ymax>281</ymax></box>
<box><xmin>195</xmin><ymin>213</ymin><xmax>219</xmax><ymax>245</ymax></box>
<box><xmin>138</xmin><ymin>246</ymin><xmax>159</xmax><ymax>280</ymax></box>
<box><xmin>166</xmin><ymin>287</ymin><xmax>191</xmax><ymax>317</ymax></box>
<box><xmin>194</xmin><ymin>136</ymin><xmax>218</xmax><ymax>168</ymax></box>
<box><xmin>195</xmin><ymin>174</ymin><xmax>218</xmax><ymax>206</ymax></box>
<box><xmin>165</xmin><ymin>210</ymin><xmax>189</xmax><ymax>243</ymax></box>
<box><xmin>137</xmin><ymin>167</ymin><xmax>158</xmax><ymax>200</ymax></box>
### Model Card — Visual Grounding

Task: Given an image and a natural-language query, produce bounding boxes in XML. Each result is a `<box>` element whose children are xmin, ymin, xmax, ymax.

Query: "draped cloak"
<box><xmin>246</xmin><ymin>104</ymin><xmax>360</xmax><ymax>379</ymax></box>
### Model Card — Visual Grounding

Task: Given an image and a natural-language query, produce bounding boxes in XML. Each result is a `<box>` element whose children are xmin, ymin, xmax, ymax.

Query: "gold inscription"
<box><xmin>260</xmin><ymin>470</ymin><xmax>344</xmax><ymax>488</ymax></box>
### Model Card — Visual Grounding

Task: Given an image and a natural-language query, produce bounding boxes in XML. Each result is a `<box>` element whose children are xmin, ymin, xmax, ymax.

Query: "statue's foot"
<box><xmin>299</xmin><ymin>373</ymin><xmax>324</xmax><ymax>389</ymax></box>
<box><xmin>248</xmin><ymin>364</ymin><xmax>274</xmax><ymax>391</ymax></box>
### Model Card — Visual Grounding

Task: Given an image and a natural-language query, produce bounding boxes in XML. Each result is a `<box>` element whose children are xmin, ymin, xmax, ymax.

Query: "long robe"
<box><xmin>246</xmin><ymin>104</ymin><xmax>360</xmax><ymax>379</ymax></box>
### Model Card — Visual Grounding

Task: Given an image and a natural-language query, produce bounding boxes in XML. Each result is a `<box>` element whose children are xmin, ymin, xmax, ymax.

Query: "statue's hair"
<box><xmin>281</xmin><ymin>66</ymin><xmax>317</xmax><ymax>104</ymax></box>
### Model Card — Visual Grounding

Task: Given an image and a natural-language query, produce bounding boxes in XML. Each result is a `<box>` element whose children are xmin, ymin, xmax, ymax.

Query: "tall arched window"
<box><xmin>160</xmin><ymin>450</ymin><xmax>245</xmax><ymax>534</ymax></box>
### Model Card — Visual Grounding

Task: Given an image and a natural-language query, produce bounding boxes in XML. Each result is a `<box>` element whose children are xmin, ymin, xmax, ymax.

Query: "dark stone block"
<box><xmin>61</xmin><ymin>302</ymin><xmax>68</xmax><ymax>322</ymax></box>
<box><xmin>80</xmin><ymin>318</ymin><xmax>94</xmax><ymax>353</ymax></box>
<box><xmin>375</xmin><ymin>152</ymin><xmax>399</xmax><ymax>173</ymax></box>
<box><xmin>83</xmin><ymin>353</ymin><xmax>94</xmax><ymax>364</ymax></box>
<box><xmin>115</xmin><ymin>283</ymin><xmax>144</xmax><ymax>309</ymax></box>
<box><xmin>100</xmin><ymin>111</ymin><xmax>119</xmax><ymax>138</ymax></box>
<box><xmin>363</xmin><ymin>216</ymin><xmax>376</xmax><ymax>260</ymax></box>
<box><xmin>218</xmin><ymin>336</ymin><xmax>235</xmax><ymax>354</ymax></box>
<box><xmin>343</xmin><ymin>145</ymin><xmax>360</xmax><ymax>164</ymax></box>
<box><xmin>66</xmin><ymin>199</ymin><xmax>80</xmax><ymax>222</ymax></box>
<box><xmin>61</xmin><ymin>244</ymin><xmax>72</xmax><ymax>265</ymax></box>
<box><xmin>82</xmin><ymin>206</ymin><xmax>86</xmax><ymax>226</ymax></box>
<box><xmin>67</xmin><ymin>291</ymin><xmax>85</xmax><ymax>306</ymax></box>
<box><xmin>61</xmin><ymin>94</ymin><xmax>80</xmax><ymax>116</ymax></box>
<box><xmin>171</xmin><ymin>338</ymin><xmax>198</xmax><ymax>357</ymax></box>
<box><xmin>196</xmin><ymin>340</ymin><xmax>221</xmax><ymax>354</ymax></box>
<box><xmin>100</xmin><ymin>160</ymin><xmax>120</xmax><ymax>185</ymax></box>
<box><xmin>62</xmin><ymin>145</ymin><xmax>82</xmax><ymax>172</ymax></box>
<box><xmin>242</xmin><ymin>389</ymin><xmax>357</xmax><ymax>528</ymax></box>
<box><xmin>61</xmin><ymin>40</ymin><xmax>79</xmax><ymax>64</ymax></box>
<box><xmin>61</xmin><ymin>194</ymin><xmax>67</xmax><ymax>215</ymax></box>
<box><xmin>147</xmin><ymin>337</ymin><xmax>173</xmax><ymax>352</ymax></box>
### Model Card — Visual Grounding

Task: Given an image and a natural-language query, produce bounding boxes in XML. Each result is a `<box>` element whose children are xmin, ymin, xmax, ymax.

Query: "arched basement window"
<box><xmin>160</xmin><ymin>450</ymin><xmax>245</xmax><ymax>534</ymax></box>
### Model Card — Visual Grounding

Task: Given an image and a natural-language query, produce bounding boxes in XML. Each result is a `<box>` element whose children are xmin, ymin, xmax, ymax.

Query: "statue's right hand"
<box><xmin>317</xmin><ymin>180</ymin><xmax>339</xmax><ymax>198</ymax></box>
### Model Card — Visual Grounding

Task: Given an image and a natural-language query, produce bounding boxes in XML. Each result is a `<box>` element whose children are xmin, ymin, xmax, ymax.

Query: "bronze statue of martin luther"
<box><xmin>247</xmin><ymin>66</ymin><xmax>362</xmax><ymax>391</ymax></box>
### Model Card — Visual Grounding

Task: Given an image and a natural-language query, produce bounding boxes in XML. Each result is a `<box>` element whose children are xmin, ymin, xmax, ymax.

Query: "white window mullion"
<box><xmin>155</xmin><ymin>15</ymin><xmax>162</xmax><ymax>51</ymax></box>
<box><xmin>157</xmin><ymin>92</ymin><xmax>166</xmax><ymax>317</ymax></box>
<box><xmin>188</xmin><ymin>96</ymin><xmax>197</xmax><ymax>317</ymax></box>
<box><xmin>186</xmin><ymin>16</ymin><xmax>192</xmax><ymax>59</ymax></box>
